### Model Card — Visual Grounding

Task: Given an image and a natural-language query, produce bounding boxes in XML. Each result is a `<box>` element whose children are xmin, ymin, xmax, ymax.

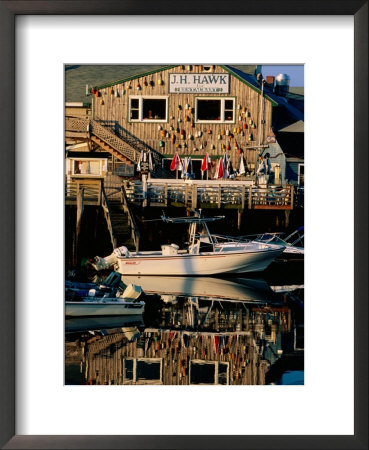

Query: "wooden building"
<box><xmin>88</xmin><ymin>64</ymin><xmax>279</xmax><ymax>175</ymax></box>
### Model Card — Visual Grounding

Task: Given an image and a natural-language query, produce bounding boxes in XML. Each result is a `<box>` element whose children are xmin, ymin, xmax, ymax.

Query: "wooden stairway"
<box><xmin>65</xmin><ymin>117</ymin><xmax>164</xmax><ymax>169</ymax></box>
<box><xmin>103</xmin><ymin>175</ymin><xmax>137</xmax><ymax>251</ymax></box>
<box><xmin>107</xmin><ymin>199</ymin><xmax>135</xmax><ymax>250</ymax></box>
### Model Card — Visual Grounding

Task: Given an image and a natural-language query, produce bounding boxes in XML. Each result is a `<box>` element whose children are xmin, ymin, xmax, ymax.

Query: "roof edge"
<box><xmin>92</xmin><ymin>65</ymin><xmax>179</xmax><ymax>91</ymax></box>
<box><xmin>223</xmin><ymin>66</ymin><xmax>278</xmax><ymax>107</ymax></box>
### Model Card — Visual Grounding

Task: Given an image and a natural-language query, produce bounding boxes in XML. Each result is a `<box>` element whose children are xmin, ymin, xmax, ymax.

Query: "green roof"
<box><xmin>65</xmin><ymin>64</ymin><xmax>277</xmax><ymax>105</ymax></box>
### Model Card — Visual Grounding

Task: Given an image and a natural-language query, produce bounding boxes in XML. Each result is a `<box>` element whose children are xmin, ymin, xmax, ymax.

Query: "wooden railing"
<box><xmin>65</xmin><ymin>180</ymin><xmax>101</xmax><ymax>205</ymax></box>
<box><xmin>120</xmin><ymin>186</ymin><xmax>141</xmax><ymax>251</ymax></box>
<box><xmin>123</xmin><ymin>180</ymin><xmax>295</xmax><ymax>210</ymax></box>
<box><xmin>101</xmin><ymin>183</ymin><xmax>118</xmax><ymax>249</ymax></box>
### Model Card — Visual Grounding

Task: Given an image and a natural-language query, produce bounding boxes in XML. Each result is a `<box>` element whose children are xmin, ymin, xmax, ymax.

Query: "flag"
<box><xmin>201</xmin><ymin>153</ymin><xmax>211</xmax><ymax>172</ymax></box>
<box><xmin>137</xmin><ymin>150</ymin><xmax>144</xmax><ymax>172</ymax></box>
<box><xmin>148</xmin><ymin>150</ymin><xmax>153</xmax><ymax>171</ymax></box>
<box><xmin>183</xmin><ymin>157</ymin><xmax>193</xmax><ymax>178</ymax></box>
<box><xmin>170</xmin><ymin>152</ymin><xmax>183</xmax><ymax>171</ymax></box>
<box><xmin>214</xmin><ymin>157</ymin><xmax>224</xmax><ymax>179</ymax></box>
<box><xmin>239</xmin><ymin>155</ymin><xmax>246</xmax><ymax>175</ymax></box>
<box><xmin>223</xmin><ymin>153</ymin><xmax>229</xmax><ymax>179</ymax></box>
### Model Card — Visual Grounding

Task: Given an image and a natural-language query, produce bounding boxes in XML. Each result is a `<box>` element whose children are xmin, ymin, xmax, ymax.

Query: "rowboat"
<box><xmin>92</xmin><ymin>211</ymin><xmax>285</xmax><ymax>276</ymax></box>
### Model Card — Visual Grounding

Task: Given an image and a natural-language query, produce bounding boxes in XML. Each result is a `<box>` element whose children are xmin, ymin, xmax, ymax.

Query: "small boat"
<box><xmin>91</xmin><ymin>211</ymin><xmax>285</xmax><ymax>276</ymax></box>
<box><xmin>65</xmin><ymin>272</ymin><xmax>144</xmax><ymax>317</ymax></box>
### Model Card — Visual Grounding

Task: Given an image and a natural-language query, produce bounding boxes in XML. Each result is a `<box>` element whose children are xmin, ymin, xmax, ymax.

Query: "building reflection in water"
<box><xmin>65</xmin><ymin>287</ymin><xmax>304</xmax><ymax>385</ymax></box>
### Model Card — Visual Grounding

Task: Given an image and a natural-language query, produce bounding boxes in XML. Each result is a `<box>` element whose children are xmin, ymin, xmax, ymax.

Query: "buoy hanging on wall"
<box><xmin>218</xmin><ymin>134</ymin><xmax>221</xmax><ymax>140</ymax></box>
<box><xmin>100</xmin><ymin>99</ymin><xmax>104</xmax><ymax>105</ymax></box>
<box><xmin>110</xmin><ymin>88</ymin><xmax>114</xmax><ymax>95</ymax></box>
<box><xmin>144</xmin><ymin>78</ymin><xmax>148</xmax><ymax>86</ymax></box>
<box><xmin>159</xmin><ymin>140</ymin><xmax>164</xmax><ymax>147</ymax></box>
<box><xmin>136</xmin><ymin>83</ymin><xmax>141</xmax><ymax>90</ymax></box>
<box><xmin>158</xmin><ymin>79</ymin><xmax>163</xmax><ymax>85</ymax></box>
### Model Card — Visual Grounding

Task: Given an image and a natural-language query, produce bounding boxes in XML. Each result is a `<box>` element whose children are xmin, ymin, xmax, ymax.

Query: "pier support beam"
<box><xmin>284</xmin><ymin>210</ymin><xmax>290</xmax><ymax>228</ymax></box>
<box><xmin>75</xmin><ymin>186</ymin><xmax>84</xmax><ymax>267</ymax></box>
<box><xmin>237</xmin><ymin>209</ymin><xmax>243</xmax><ymax>230</ymax></box>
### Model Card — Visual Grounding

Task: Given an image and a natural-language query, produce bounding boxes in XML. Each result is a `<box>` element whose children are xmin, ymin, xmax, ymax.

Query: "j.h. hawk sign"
<box><xmin>169</xmin><ymin>73</ymin><xmax>230</xmax><ymax>94</ymax></box>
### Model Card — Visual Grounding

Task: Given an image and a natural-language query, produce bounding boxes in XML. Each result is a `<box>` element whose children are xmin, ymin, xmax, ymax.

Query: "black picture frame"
<box><xmin>1</xmin><ymin>1</ymin><xmax>367</xmax><ymax>449</ymax></box>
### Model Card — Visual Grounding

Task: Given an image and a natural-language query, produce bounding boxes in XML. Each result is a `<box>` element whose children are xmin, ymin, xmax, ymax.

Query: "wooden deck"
<box><xmin>123</xmin><ymin>179</ymin><xmax>295</xmax><ymax>210</ymax></box>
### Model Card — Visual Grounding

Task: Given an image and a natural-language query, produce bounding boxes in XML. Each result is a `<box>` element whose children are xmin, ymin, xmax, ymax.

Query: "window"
<box><xmin>123</xmin><ymin>358</ymin><xmax>163</xmax><ymax>384</ymax></box>
<box><xmin>71</xmin><ymin>159</ymin><xmax>106</xmax><ymax>176</ymax></box>
<box><xmin>129</xmin><ymin>96</ymin><xmax>168</xmax><ymax>122</ymax></box>
<box><xmin>189</xmin><ymin>360</ymin><xmax>229</xmax><ymax>385</ymax></box>
<box><xmin>195</xmin><ymin>97</ymin><xmax>234</xmax><ymax>123</ymax></box>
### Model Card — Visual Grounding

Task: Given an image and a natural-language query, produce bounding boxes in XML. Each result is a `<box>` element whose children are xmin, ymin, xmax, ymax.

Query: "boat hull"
<box><xmin>65</xmin><ymin>301</ymin><xmax>145</xmax><ymax>317</ymax></box>
<box><xmin>116</xmin><ymin>247</ymin><xmax>284</xmax><ymax>276</ymax></box>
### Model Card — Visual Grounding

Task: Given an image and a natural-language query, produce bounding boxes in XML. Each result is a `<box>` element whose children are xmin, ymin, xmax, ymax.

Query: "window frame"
<box><xmin>195</xmin><ymin>96</ymin><xmax>236</xmax><ymax>124</ymax></box>
<box><xmin>128</xmin><ymin>95</ymin><xmax>169</xmax><ymax>123</ymax></box>
<box><xmin>68</xmin><ymin>157</ymin><xmax>107</xmax><ymax>177</ymax></box>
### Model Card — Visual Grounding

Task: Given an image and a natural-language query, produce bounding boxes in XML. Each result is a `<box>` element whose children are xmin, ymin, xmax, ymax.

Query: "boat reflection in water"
<box><xmin>65</xmin><ymin>276</ymin><xmax>304</xmax><ymax>385</ymax></box>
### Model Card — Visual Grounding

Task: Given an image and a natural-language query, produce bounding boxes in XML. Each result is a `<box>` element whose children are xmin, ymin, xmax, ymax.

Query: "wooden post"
<box><xmin>185</xmin><ymin>184</ymin><xmax>189</xmax><ymax>205</ymax></box>
<box><xmin>237</xmin><ymin>209</ymin><xmax>242</xmax><ymax>230</ymax></box>
<box><xmin>248</xmin><ymin>185</ymin><xmax>253</xmax><ymax>209</ymax></box>
<box><xmin>290</xmin><ymin>184</ymin><xmax>295</xmax><ymax>209</ymax></box>
<box><xmin>241</xmin><ymin>185</ymin><xmax>245</xmax><ymax>210</ymax></box>
<box><xmin>142</xmin><ymin>173</ymin><xmax>148</xmax><ymax>208</ymax></box>
<box><xmin>76</xmin><ymin>186</ymin><xmax>84</xmax><ymax>267</ymax></box>
<box><xmin>217</xmin><ymin>185</ymin><xmax>221</xmax><ymax>209</ymax></box>
<box><xmin>192</xmin><ymin>184</ymin><xmax>198</xmax><ymax>209</ymax></box>
<box><xmin>285</xmin><ymin>210</ymin><xmax>290</xmax><ymax>228</ymax></box>
<box><xmin>164</xmin><ymin>183</ymin><xmax>168</xmax><ymax>207</ymax></box>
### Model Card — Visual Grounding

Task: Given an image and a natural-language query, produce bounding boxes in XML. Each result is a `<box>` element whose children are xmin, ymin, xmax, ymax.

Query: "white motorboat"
<box><xmin>65</xmin><ymin>280</ymin><xmax>144</xmax><ymax>317</ymax></box>
<box><xmin>92</xmin><ymin>211</ymin><xmax>285</xmax><ymax>276</ymax></box>
<box><xmin>65</xmin><ymin>298</ymin><xmax>145</xmax><ymax>317</ymax></box>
